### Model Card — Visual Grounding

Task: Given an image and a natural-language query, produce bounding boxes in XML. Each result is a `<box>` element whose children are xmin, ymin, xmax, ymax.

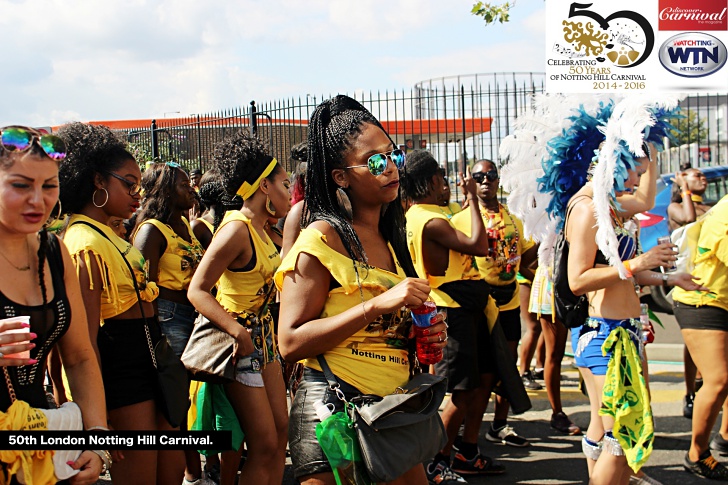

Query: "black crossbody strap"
<box><xmin>316</xmin><ymin>354</ymin><xmax>341</xmax><ymax>389</ymax></box>
<box><xmin>71</xmin><ymin>220</ymin><xmax>158</xmax><ymax>368</ymax></box>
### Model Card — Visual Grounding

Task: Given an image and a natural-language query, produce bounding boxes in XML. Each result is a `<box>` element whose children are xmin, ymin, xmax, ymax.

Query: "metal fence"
<box><xmin>120</xmin><ymin>73</ymin><xmax>547</xmax><ymax>181</ymax></box>
<box><xmin>118</xmin><ymin>77</ymin><xmax>727</xmax><ymax>186</ymax></box>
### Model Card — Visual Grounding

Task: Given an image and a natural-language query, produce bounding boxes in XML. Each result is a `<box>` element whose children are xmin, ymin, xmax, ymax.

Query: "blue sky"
<box><xmin>1</xmin><ymin>0</ymin><xmax>545</xmax><ymax>126</ymax></box>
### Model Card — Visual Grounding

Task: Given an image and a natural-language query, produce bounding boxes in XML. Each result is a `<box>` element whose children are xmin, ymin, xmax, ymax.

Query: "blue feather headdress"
<box><xmin>537</xmin><ymin>101</ymin><xmax>614</xmax><ymax>232</ymax></box>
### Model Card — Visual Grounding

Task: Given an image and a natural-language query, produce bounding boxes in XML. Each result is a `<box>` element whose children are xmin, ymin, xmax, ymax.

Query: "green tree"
<box><xmin>671</xmin><ymin>110</ymin><xmax>707</xmax><ymax>146</ymax></box>
<box><xmin>471</xmin><ymin>2</ymin><xmax>514</xmax><ymax>26</ymax></box>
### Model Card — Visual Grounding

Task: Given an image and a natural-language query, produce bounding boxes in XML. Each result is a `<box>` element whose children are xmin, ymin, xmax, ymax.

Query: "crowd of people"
<box><xmin>0</xmin><ymin>92</ymin><xmax>726</xmax><ymax>485</ymax></box>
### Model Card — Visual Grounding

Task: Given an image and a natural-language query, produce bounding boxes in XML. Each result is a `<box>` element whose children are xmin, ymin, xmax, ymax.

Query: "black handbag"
<box><xmin>552</xmin><ymin>197</ymin><xmax>590</xmax><ymax>329</ymax></box>
<box><xmin>317</xmin><ymin>355</ymin><xmax>447</xmax><ymax>483</ymax></box>
<box><xmin>72</xmin><ymin>220</ymin><xmax>188</xmax><ymax>427</ymax></box>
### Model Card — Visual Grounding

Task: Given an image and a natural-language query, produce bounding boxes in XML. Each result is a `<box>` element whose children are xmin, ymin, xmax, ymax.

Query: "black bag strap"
<box><xmin>71</xmin><ymin>220</ymin><xmax>159</xmax><ymax>368</ymax></box>
<box><xmin>316</xmin><ymin>354</ymin><xmax>340</xmax><ymax>390</ymax></box>
<box><xmin>563</xmin><ymin>194</ymin><xmax>592</xmax><ymax>239</ymax></box>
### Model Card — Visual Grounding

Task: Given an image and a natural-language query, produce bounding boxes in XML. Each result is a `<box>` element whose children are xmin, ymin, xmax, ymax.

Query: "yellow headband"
<box><xmin>236</xmin><ymin>158</ymin><xmax>278</xmax><ymax>200</ymax></box>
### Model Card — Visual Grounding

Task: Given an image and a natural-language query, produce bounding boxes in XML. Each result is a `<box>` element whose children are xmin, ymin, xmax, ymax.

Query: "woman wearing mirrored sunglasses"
<box><xmin>275</xmin><ymin>95</ymin><xmax>447</xmax><ymax>485</ymax></box>
<box><xmin>0</xmin><ymin>126</ymin><xmax>108</xmax><ymax>484</ymax></box>
<box><xmin>58</xmin><ymin>122</ymin><xmax>185</xmax><ymax>484</ymax></box>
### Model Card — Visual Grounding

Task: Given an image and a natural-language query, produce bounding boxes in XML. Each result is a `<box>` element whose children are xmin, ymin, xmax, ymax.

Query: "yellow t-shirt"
<box><xmin>215</xmin><ymin>211</ymin><xmax>280</xmax><ymax>315</ymax></box>
<box><xmin>452</xmin><ymin>204</ymin><xmax>534</xmax><ymax>311</ymax></box>
<box><xmin>63</xmin><ymin>214</ymin><xmax>159</xmax><ymax>321</ymax></box>
<box><xmin>405</xmin><ymin>204</ymin><xmax>480</xmax><ymax>307</ymax></box>
<box><xmin>673</xmin><ymin>194</ymin><xmax>728</xmax><ymax>312</ymax></box>
<box><xmin>274</xmin><ymin>227</ymin><xmax>412</xmax><ymax>396</ymax></box>
<box><xmin>134</xmin><ymin>218</ymin><xmax>204</xmax><ymax>292</ymax></box>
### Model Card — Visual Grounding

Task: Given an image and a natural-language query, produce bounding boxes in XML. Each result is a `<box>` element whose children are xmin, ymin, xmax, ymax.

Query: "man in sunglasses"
<box><xmin>453</xmin><ymin>160</ymin><xmax>538</xmax><ymax>448</ymax></box>
<box><xmin>401</xmin><ymin>150</ymin><xmax>506</xmax><ymax>481</ymax></box>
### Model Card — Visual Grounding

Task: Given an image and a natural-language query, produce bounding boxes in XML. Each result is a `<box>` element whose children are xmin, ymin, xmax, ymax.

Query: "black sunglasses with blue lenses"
<box><xmin>472</xmin><ymin>170</ymin><xmax>499</xmax><ymax>184</ymax></box>
<box><xmin>345</xmin><ymin>149</ymin><xmax>406</xmax><ymax>176</ymax></box>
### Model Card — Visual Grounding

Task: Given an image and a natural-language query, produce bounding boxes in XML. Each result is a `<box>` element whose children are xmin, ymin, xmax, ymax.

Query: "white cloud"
<box><xmin>0</xmin><ymin>0</ymin><xmax>544</xmax><ymax>126</ymax></box>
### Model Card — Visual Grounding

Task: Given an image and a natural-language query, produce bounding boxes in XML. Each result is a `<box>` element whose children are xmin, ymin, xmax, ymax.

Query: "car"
<box><xmin>635</xmin><ymin>164</ymin><xmax>728</xmax><ymax>312</ymax></box>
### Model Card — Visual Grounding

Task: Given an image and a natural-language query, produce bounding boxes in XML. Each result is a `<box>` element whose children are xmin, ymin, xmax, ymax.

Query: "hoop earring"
<box><xmin>92</xmin><ymin>188</ymin><xmax>109</xmax><ymax>208</ymax></box>
<box><xmin>266</xmin><ymin>196</ymin><xmax>277</xmax><ymax>217</ymax></box>
<box><xmin>336</xmin><ymin>187</ymin><xmax>353</xmax><ymax>221</ymax></box>
<box><xmin>44</xmin><ymin>200</ymin><xmax>63</xmax><ymax>228</ymax></box>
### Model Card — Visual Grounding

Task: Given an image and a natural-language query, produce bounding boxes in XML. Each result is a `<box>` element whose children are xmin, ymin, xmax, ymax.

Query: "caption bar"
<box><xmin>0</xmin><ymin>431</ymin><xmax>232</xmax><ymax>450</ymax></box>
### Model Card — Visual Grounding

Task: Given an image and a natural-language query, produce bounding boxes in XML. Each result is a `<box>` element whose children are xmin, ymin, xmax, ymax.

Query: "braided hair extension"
<box><xmin>56</xmin><ymin>122</ymin><xmax>135</xmax><ymax>215</ymax></box>
<box><xmin>134</xmin><ymin>163</ymin><xmax>184</xmax><ymax>228</ymax></box>
<box><xmin>289</xmin><ymin>141</ymin><xmax>308</xmax><ymax>205</ymax></box>
<box><xmin>197</xmin><ymin>168</ymin><xmax>243</xmax><ymax>231</ymax></box>
<box><xmin>213</xmin><ymin>129</ymin><xmax>282</xmax><ymax>204</ymax></box>
<box><xmin>304</xmin><ymin>95</ymin><xmax>416</xmax><ymax>277</ymax></box>
<box><xmin>400</xmin><ymin>150</ymin><xmax>440</xmax><ymax>201</ymax></box>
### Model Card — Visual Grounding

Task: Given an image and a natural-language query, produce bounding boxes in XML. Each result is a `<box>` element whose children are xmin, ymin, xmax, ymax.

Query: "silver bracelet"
<box><xmin>87</xmin><ymin>449</ymin><xmax>112</xmax><ymax>473</ymax></box>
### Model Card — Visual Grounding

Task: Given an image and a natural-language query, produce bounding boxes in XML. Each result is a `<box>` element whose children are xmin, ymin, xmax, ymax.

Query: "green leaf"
<box><xmin>647</xmin><ymin>308</ymin><xmax>664</xmax><ymax>329</ymax></box>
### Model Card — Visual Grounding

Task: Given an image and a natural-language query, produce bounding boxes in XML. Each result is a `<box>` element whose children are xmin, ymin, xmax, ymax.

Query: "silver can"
<box><xmin>657</xmin><ymin>236</ymin><xmax>677</xmax><ymax>272</ymax></box>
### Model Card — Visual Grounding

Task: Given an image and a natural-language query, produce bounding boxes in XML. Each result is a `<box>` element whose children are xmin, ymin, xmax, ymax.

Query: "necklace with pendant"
<box><xmin>0</xmin><ymin>238</ymin><xmax>32</xmax><ymax>271</ymax></box>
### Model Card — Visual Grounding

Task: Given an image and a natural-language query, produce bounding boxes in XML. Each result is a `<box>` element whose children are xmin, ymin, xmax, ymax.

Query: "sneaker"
<box><xmin>451</xmin><ymin>452</ymin><xmax>506</xmax><ymax>476</ymax></box>
<box><xmin>684</xmin><ymin>452</ymin><xmax>728</xmax><ymax>480</ymax></box>
<box><xmin>683</xmin><ymin>394</ymin><xmax>694</xmax><ymax>419</ymax></box>
<box><xmin>485</xmin><ymin>424</ymin><xmax>530</xmax><ymax>447</ymax></box>
<box><xmin>533</xmin><ymin>368</ymin><xmax>544</xmax><ymax>380</ymax></box>
<box><xmin>550</xmin><ymin>412</ymin><xmax>581</xmax><ymax>435</ymax></box>
<box><xmin>204</xmin><ymin>464</ymin><xmax>220</xmax><ymax>485</ymax></box>
<box><xmin>712</xmin><ymin>434</ymin><xmax>728</xmax><ymax>456</ymax></box>
<box><xmin>521</xmin><ymin>371</ymin><xmax>543</xmax><ymax>390</ymax></box>
<box><xmin>425</xmin><ymin>459</ymin><xmax>468</xmax><ymax>484</ymax></box>
<box><xmin>629</xmin><ymin>473</ymin><xmax>663</xmax><ymax>484</ymax></box>
<box><xmin>182</xmin><ymin>477</ymin><xmax>217</xmax><ymax>485</ymax></box>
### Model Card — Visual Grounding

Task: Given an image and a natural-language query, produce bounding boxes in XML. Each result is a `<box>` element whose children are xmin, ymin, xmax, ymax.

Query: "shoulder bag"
<box><xmin>317</xmin><ymin>355</ymin><xmax>447</xmax><ymax>483</ymax></box>
<box><xmin>71</xmin><ymin>220</ymin><xmax>188</xmax><ymax>428</ymax></box>
<box><xmin>181</xmin><ymin>282</ymin><xmax>276</xmax><ymax>384</ymax></box>
<box><xmin>553</xmin><ymin>196</ymin><xmax>590</xmax><ymax>329</ymax></box>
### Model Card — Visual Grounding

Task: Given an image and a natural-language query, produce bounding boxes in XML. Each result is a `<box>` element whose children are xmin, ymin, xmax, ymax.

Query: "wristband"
<box><xmin>682</xmin><ymin>190</ymin><xmax>692</xmax><ymax>197</ymax></box>
<box><xmin>622</xmin><ymin>260</ymin><xmax>634</xmax><ymax>278</ymax></box>
<box><xmin>86</xmin><ymin>426</ymin><xmax>110</xmax><ymax>432</ymax></box>
<box><xmin>662</xmin><ymin>273</ymin><xmax>669</xmax><ymax>286</ymax></box>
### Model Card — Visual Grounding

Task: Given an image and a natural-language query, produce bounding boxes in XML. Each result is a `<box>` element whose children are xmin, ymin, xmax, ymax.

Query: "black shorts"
<box><xmin>674</xmin><ymin>302</ymin><xmax>728</xmax><ymax>332</ymax></box>
<box><xmin>499</xmin><ymin>308</ymin><xmax>521</xmax><ymax>342</ymax></box>
<box><xmin>288</xmin><ymin>368</ymin><xmax>362</xmax><ymax>479</ymax></box>
<box><xmin>97</xmin><ymin>317</ymin><xmax>162</xmax><ymax>410</ymax></box>
<box><xmin>434</xmin><ymin>306</ymin><xmax>496</xmax><ymax>393</ymax></box>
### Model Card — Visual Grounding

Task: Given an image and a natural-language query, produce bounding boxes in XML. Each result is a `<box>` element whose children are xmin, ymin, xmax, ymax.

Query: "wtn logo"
<box><xmin>659</xmin><ymin>32</ymin><xmax>727</xmax><ymax>78</ymax></box>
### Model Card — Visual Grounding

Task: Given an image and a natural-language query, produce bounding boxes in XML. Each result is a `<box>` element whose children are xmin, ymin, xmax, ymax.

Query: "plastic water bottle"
<box><xmin>640</xmin><ymin>303</ymin><xmax>654</xmax><ymax>344</ymax></box>
<box><xmin>411</xmin><ymin>301</ymin><xmax>443</xmax><ymax>365</ymax></box>
<box><xmin>314</xmin><ymin>400</ymin><xmax>372</xmax><ymax>485</ymax></box>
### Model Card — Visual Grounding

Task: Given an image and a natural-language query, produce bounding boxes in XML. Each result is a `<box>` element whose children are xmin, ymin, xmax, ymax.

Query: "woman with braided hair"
<box><xmin>58</xmin><ymin>122</ymin><xmax>184</xmax><ymax>484</ymax></box>
<box><xmin>187</xmin><ymin>130</ymin><xmax>291</xmax><ymax>485</ymax></box>
<box><xmin>0</xmin><ymin>126</ymin><xmax>108</xmax><ymax>484</ymax></box>
<box><xmin>276</xmin><ymin>95</ymin><xmax>448</xmax><ymax>485</ymax></box>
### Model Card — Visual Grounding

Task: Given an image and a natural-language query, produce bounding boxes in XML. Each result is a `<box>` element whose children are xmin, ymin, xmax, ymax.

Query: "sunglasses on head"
<box><xmin>345</xmin><ymin>149</ymin><xmax>406</xmax><ymax>176</ymax></box>
<box><xmin>1</xmin><ymin>126</ymin><xmax>67</xmax><ymax>161</ymax></box>
<box><xmin>472</xmin><ymin>170</ymin><xmax>499</xmax><ymax>184</ymax></box>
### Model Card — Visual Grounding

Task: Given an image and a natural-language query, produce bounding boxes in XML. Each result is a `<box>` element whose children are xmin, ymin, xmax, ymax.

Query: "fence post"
<box><xmin>250</xmin><ymin>101</ymin><xmax>258</xmax><ymax>135</ymax></box>
<box><xmin>460</xmin><ymin>86</ymin><xmax>467</xmax><ymax>173</ymax></box>
<box><xmin>151</xmin><ymin>119</ymin><xmax>159</xmax><ymax>160</ymax></box>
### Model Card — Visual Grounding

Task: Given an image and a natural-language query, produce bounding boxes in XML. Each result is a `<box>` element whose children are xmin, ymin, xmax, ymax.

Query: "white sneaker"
<box><xmin>183</xmin><ymin>477</ymin><xmax>217</xmax><ymax>485</ymax></box>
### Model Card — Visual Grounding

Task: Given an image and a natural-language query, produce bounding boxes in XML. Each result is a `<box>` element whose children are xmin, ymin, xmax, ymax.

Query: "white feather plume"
<box><xmin>592</xmin><ymin>94</ymin><xmax>681</xmax><ymax>279</ymax></box>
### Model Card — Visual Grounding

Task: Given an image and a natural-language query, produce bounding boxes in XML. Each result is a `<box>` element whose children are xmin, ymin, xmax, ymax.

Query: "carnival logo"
<box><xmin>556</xmin><ymin>3</ymin><xmax>654</xmax><ymax>68</ymax></box>
<box><xmin>658</xmin><ymin>0</ymin><xmax>728</xmax><ymax>31</ymax></box>
<box><xmin>659</xmin><ymin>32</ymin><xmax>727</xmax><ymax>77</ymax></box>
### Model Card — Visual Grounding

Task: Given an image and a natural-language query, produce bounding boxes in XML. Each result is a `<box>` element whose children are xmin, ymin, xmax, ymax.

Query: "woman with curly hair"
<box><xmin>276</xmin><ymin>95</ymin><xmax>448</xmax><ymax>485</ymax></box>
<box><xmin>191</xmin><ymin>168</ymin><xmax>242</xmax><ymax>250</ymax></box>
<box><xmin>187</xmin><ymin>130</ymin><xmax>291</xmax><ymax>485</ymax></box>
<box><xmin>132</xmin><ymin>162</ymin><xmax>206</xmax><ymax>485</ymax></box>
<box><xmin>0</xmin><ymin>126</ymin><xmax>109</xmax><ymax>484</ymax></box>
<box><xmin>58</xmin><ymin>122</ymin><xmax>184</xmax><ymax>484</ymax></box>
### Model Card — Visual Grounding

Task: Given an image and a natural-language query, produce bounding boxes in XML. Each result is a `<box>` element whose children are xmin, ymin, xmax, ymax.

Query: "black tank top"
<box><xmin>0</xmin><ymin>233</ymin><xmax>71</xmax><ymax>411</ymax></box>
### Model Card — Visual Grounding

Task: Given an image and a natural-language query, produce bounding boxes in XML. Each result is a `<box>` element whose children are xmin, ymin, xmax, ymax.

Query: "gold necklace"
<box><xmin>0</xmin><ymin>238</ymin><xmax>32</xmax><ymax>271</ymax></box>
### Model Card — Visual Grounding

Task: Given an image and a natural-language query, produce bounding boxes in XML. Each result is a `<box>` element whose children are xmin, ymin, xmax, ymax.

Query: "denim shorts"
<box><xmin>571</xmin><ymin>317</ymin><xmax>641</xmax><ymax>376</ymax></box>
<box><xmin>157</xmin><ymin>298</ymin><xmax>197</xmax><ymax>357</ymax></box>
<box><xmin>288</xmin><ymin>367</ymin><xmax>362</xmax><ymax>479</ymax></box>
<box><xmin>233</xmin><ymin>312</ymin><xmax>277</xmax><ymax>388</ymax></box>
